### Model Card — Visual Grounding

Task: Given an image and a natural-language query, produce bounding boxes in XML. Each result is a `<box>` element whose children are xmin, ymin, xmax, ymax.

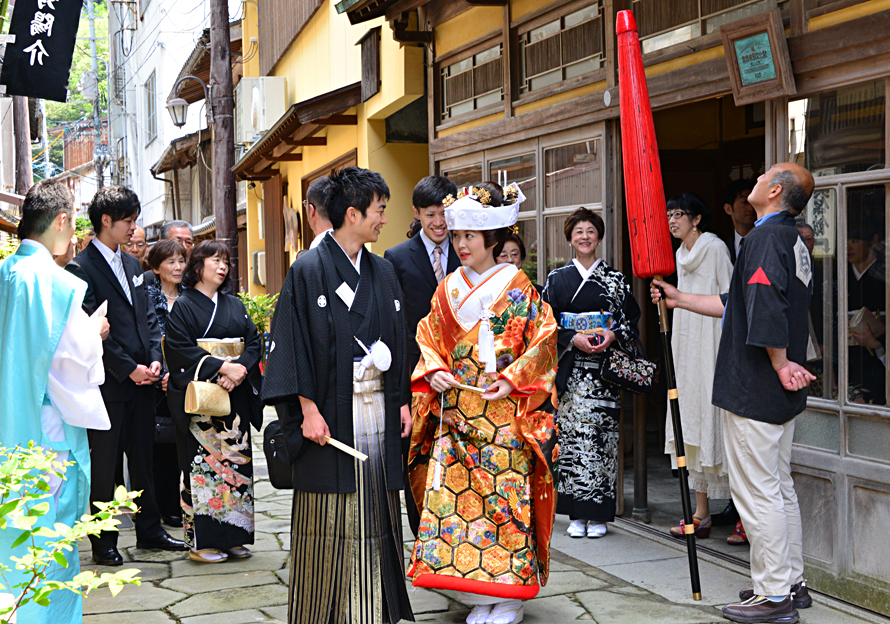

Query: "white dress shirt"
<box><xmin>734</xmin><ymin>230</ymin><xmax>744</xmax><ymax>259</ymax></box>
<box><xmin>310</xmin><ymin>228</ymin><xmax>334</xmax><ymax>250</ymax></box>
<box><xmin>419</xmin><ymin>228</ymin><xmax>449</xmax><ymax>268</ymax></box>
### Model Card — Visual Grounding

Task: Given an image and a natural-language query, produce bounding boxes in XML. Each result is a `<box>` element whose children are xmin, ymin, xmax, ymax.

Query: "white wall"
<box><xmin>108</xmin><ymin>0</ymin><xmax>240</xmax><ymax>228</ymax></box>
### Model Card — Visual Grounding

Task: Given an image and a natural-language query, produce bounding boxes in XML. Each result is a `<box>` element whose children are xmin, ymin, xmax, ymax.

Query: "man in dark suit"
<box><xmin>143</xmin><ymin>220</ymin><xmax>194</xmax><ymax>287</ymax></box>
<box><xmin>722</xmin><ymin>178</ymin><xmax>757</xmax><ymax>265</ymax></box>
<box><xmin>383</xmin><ymin>175</ymin><xmax>460</xmax><ymax>536</ymax></box>
<box><xmin>67</xmin><ymin>186</ymin><xmax>185</xmax><ymax>565</ymax></box>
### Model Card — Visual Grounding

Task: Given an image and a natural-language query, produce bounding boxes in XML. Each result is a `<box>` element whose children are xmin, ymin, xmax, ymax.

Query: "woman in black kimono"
<box><xmin>543</xmin><ymin>208</ymin><xmax>641</xmax><ymax>539</ymax></box>
<box><xmin>165</xmin><ymin>240</ymin><xmax>264</xmax><ymax>563</ymax></box>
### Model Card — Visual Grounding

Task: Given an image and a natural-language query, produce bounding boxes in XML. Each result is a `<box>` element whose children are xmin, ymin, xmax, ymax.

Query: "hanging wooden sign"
<box><xmin>720</xmin><ymin>8</ymin><xmax>796</xmax><ymax>107</ymax></box>
<box><xmin>0</xmin><ymin>0</ymin><xmax>83</xmax><ymax>101</ymax></box>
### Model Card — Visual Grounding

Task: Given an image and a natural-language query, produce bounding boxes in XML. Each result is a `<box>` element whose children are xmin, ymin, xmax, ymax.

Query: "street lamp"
<box><xmin>165</xmin><ymin>75</ymin><xmax>212</xmax><ymax>128</ymax></box>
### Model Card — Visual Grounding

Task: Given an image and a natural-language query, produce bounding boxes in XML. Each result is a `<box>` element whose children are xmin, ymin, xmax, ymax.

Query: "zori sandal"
<box><xmin>189</xmin><ymin>548</ymin><xmax>228</xmax><ymax>563</ymax></box>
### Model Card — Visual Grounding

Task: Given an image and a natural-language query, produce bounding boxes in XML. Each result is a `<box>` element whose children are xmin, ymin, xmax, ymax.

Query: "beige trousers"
<box><xmin>722</xmin><ymin>412</ymin><xmax>804</xmax><ymax>596</ymax></box>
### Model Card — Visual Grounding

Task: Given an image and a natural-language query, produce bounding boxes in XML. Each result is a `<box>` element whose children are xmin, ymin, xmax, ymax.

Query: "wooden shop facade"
<box><xmin>335</xmin><ymin>0</ymin><xmax>890</xmax><ymax>613</ymax></box>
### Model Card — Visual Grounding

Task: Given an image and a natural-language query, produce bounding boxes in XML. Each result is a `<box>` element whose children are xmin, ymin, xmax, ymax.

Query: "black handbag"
<box><xmin>154</xmin><ymin>415</ymin><xmax>177</xmax><ymax>444</ymax></box>
<box><xmin>600</xmin><ymin>336</ymin><xmax>657</xmax><ymax>394</ymax></box>
<box><xmin>263</xmin><ymin>420</ymin><xmax>293</xmax><ymax>490</ymax></box>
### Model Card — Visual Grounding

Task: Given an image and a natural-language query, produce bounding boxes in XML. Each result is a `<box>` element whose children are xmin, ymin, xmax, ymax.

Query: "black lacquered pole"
<box><xmin>656</xmin><ymin>279</ymin><xmax>702</xmax><ymax>601</ymax></box>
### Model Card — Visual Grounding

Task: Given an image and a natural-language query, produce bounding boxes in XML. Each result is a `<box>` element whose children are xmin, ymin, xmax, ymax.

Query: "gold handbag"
<box><xmin>184</xmin><ymin>354</ymin><xmax>231</xmax><ymax>417</ymax></box>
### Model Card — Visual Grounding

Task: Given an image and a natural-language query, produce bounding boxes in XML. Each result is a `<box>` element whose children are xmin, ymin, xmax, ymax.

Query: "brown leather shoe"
<box><xmin>739</xmin><ymin>582</ymin><xmax>812</xmax><ymax>609</ymax></box>
<box><xmin>721</xmin><ymin>595</ymin><xmax>799</xmax><ymax>623</ymax></box>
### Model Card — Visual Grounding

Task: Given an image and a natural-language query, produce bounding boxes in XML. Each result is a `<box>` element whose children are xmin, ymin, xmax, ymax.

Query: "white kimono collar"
<box><xmin>447</xmin><ymin>263</ymin><xmax>518</xmax><ymax>331</ymax></box>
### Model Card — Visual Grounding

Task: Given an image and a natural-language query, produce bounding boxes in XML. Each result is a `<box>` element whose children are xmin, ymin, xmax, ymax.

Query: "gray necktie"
<box><xmin>112</xmin><ymin>253</ymin><xmax>133</xmax><ymax>305</ymax></box>
<box><xmin>433</xmin><ymin>246</ymin><xmax>444</xmax><ymax>283</ymax></box>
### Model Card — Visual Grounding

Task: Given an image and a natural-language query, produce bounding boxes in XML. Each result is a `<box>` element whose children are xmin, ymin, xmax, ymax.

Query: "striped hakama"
<box><xmin>288</xmin><ymin>364</ymin><xmax>413</xmax><ymax>624</ymax></box>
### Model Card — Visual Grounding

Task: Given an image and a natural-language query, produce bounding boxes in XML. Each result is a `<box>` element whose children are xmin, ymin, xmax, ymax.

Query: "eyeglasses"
<box><xmin>123</xmin><ymin>242</ymin><xmax>146</xmax><ymax>250</ymax></box>
<box><xmin>173</xmin><ymin>236</ymin><xmax>194</xmax><ymax>246</ymax></box>
<box><xmin>666</xmin><ymin>211</ymin><xmax>689</xmax><ymax>221</ymax></box>
<box><xmin>499</xmin><ymin>251</ymin><xmax>522</xmax><ymax>260</ymax></box>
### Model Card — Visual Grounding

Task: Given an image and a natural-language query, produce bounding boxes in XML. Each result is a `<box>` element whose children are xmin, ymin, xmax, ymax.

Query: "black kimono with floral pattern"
<box><xmin>543</xmin><ymin>260</ymin><xmax>641</xmax><ymax>523</ymax></box>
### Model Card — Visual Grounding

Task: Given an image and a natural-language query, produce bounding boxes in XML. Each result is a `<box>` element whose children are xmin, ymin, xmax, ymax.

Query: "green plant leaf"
<box><xmin>53</xmin><ymin>551</ymin><xmax>68</xmax><ymax>568</ymax></box>
<box><xmin>11</xmin><ymin>529</ymin><xmax>31</xmax><ymax>547</ymax></box>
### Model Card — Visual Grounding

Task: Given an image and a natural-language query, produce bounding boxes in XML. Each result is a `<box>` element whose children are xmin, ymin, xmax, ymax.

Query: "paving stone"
<box><xmin>251</xmin><ymin>531</ymin><xmax>282</xmax><ymax>552</ymax></box>
<box><xmin>278</xmin><ymin>532</ymin><xmax>291</xmax><ymax>551</ymax></box>
<box><xmin>535</xmin><ymin>570</ymin><xmax>609</xmax><ymax>598</ymax></box>
<box><xmin>552</xmin><ymin>520</ymin><xmax>685</xmax><ymax>567</ymax></box>
<box><xmin>575</xmin><ymin>589</ymin><xmax>721</xmax><ymax>623</ymax></box>
<box><xmin>260</xmin><ymin>605</ymin><xmax>288</xmax><ymax>620</ymax></box>
<box><xmin>276</xmin><ymin>568</ymin><xmax>290</xmax><ymax>585</ymax></box>
<box><xmin>255</xmin><ymin>500</ymin><xmax>291</xmax><ymax>513</ymax></box>
<box><xmin>597</xmin><ymin>556</ymin><xmax>745</xmax><ymax>607</ymax></box>
<box><xmin>254</xmin><ymin>481</ymin><xmax>282</xmax><ymax>500</ymax></box>
<box><xmin>83</xmin><ymin>611</ymin><xmax>174</xmax><ymax>623</ymax></box>
<box><xmin>180</xmin><ymin>609</ymin><xmax>271</xmax><ymax>624</ymax></box>
<box><xmin>123</xmin><ymin>562</ymin><xmax>170</xmax><ymax>581</ymax></box>
<box><xmin>161</xmin><ymin>570</ymin><xmax>281</xmax><ymax>593</ymax></box>
<box><xmin>171</xmin><ymin>551</ymin><xmax>289</xmax><ymax>577</ymax></box>
<box><xmin>82</xmin><ymin>583</ymin><xmax>184</xmax><ymax>614</ymax></box>
<box><xmin>169</xmin><ymin>584</ymin><xmax>288</xmax><ymax>618</ymax></box>
<box><xmin>126</xmin><ymin>547</ymin><xmax>190</xmax><ymax>563</ymax></box>
<box><xmin>524</xmin><ymin>595</ymin><xmax>589</xmax><ymax>621</ymax></box>
<box><xmin>408</xmin><ymin>586</ymin><xmax>450</xmax><ymax>613</ymax></box>
<box><xmin>255</xmin><ymin>518</ymin><xmax>292</xmax><ymax>533</ymax></box>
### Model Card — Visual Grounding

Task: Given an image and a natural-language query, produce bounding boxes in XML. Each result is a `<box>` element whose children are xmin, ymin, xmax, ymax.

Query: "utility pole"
<box><xmin>209</xmin><ymin>0</ymin><xmax>239</xmax><ymax>291</ymax></box>
<box><xmin>86</xmin><ymin>0</ymin><xmax>104</xmax><ymax>188</ymax></box>
<box><xmin>12</xmin><ymin>96</ymin><xmax>32</xmax><ymax>195</ymax></box>
<box><xmin>40</xmin><ymin>100</ymin><xmax>50</xmax><ymax>178</ymax></box>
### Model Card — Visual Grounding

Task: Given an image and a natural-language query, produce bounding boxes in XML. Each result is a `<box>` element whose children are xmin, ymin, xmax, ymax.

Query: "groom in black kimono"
<box><xmin>263</xmin><ymin>166</ymin><xmax>414</xmax><ymax>624</ymax></box>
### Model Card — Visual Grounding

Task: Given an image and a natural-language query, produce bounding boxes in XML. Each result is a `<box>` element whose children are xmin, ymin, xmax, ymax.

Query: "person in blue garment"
<box><xmin>0</xmin><ymin>179</ymin><xmax>111</xmax><ymax>623</ymax></box>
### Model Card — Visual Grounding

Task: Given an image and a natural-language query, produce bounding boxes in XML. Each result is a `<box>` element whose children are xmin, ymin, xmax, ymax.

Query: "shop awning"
<box><xmin>0</xmin><ymin>191</ymin><xmax>24</xmax><ymax>234</ymax></box>
<box><xmin>232</xmin><ymin>82</ymin><xmax>361</xmax><ymax>181</ymax></box>
<box><xmin>150</xmin><ymin>130</ymin><xmax>210</xmax><ymax>176</ymax></box>
<box><xmin>192</xmin><ymin>205</ymin><xmax>248</xmax><ymax>237</ymax></box>
<box><xmin>169</xmin><ymin>22</ymin><xmax>243</xmax><ymax>105</ymax></box>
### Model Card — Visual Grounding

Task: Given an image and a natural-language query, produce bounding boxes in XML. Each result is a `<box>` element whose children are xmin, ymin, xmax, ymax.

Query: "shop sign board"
<box><xmin>721</xmin><ymin>9</ymin><xmax>796</xmax><ymax>106</ymax></box>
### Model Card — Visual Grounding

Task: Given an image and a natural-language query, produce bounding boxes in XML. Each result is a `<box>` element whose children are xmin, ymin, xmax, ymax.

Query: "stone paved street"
<box><xmin>81</xmin><ymin>413</ymin><xmax>889</xmax><ymax>624</ymax></box>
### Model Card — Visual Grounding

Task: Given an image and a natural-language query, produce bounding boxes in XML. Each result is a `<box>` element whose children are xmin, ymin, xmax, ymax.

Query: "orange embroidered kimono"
<box><xmin>407</xmin><ymin>264</ymin><xmax>558</xmax><ymax>600</ymax></box>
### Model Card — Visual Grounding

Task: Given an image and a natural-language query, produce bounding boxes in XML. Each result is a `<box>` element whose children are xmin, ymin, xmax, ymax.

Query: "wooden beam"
<box><xmin>385</xmin><ymin>0</ymin><xmax>431</xmax><ymax>22</ymax></box>
<box><xmin>317</xmin><ymin>114</ymin><xmax>358</xmax><ymax>125</ymax></box>
<box><xmin>465</xmin><ymin>0</ymin><xmax>505</xmax><ymax>4</ymax></box>
<box><xmin>267</xmin><ymin>154</ymin><xmax>304</xmax><ymax>162</ymax></box>
<box><xmin>391</xmin><ymin>19</ymin><xmax>433</xmax><ymax>44</ymax></box>
<box><xmin>282</xmin><ymin>136</ymin><xmax>327</xmax><ymax>147</ymax></box>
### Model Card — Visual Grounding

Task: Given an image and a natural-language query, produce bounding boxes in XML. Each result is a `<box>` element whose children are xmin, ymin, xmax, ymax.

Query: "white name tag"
<box><xmin>335</xmin><ymin>282</ymin><xmax>355</xmax><ymax>309</ymax></box>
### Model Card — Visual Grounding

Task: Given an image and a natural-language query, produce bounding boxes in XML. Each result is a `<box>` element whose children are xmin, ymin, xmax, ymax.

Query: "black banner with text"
<box><xmin>0</xmin><ymin>0</ymin><xmax>84</xmax><ymax>101</ymax></box>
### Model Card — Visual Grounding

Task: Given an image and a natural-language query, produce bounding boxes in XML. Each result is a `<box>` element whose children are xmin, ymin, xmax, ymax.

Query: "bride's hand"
<box><xmin>481</xmin><ymin>379</ymin><xmax>513</xmax><ymax>401</ymax></box>
<box><xmin>429</xmin><ymin>371</ymin><xmax>459</xmax><ymax>393</ymax></box>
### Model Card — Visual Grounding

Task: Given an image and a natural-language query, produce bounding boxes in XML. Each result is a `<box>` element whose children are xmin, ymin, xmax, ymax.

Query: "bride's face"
<box><xmin>452</xmin><ymin>230</ymin><xmax>492</xmax><ymax>269</ymax></box>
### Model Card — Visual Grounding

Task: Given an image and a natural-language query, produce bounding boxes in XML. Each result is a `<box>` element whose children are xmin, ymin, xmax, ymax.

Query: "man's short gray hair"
<box><xmin>768</xmin><ymin>171</ymin><xmax>811</xmax><ymax>216</ymax></box>
<box><xmin>160</xmin><ymin>220</ymin><xmax>193</xmax><ymax>239</ymax></box>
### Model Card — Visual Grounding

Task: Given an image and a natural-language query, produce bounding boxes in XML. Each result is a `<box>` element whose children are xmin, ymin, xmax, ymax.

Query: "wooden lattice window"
<box><xmin>441</xmin><ymin>44</ymin><xmax>504</xmax><ymax>121</ymax></box>
<box><xmin>519</xmin><ymin>4</ymin><xmax>604</xmax><ymax>95</ymax></box>
<box><xmin>633</xmin><ymin>0</ymin><xmax>789</xmax><ymax>54</ymax></box>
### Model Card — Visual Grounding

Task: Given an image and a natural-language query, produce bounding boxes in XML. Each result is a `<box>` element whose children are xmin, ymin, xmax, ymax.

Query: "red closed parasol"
<box><xmin>617</xmin><ymin>9</ymin><xmax>702</xmax><ymax>601</ymax></box>
<box><xmin>617</xmin><ymin>10</ymin><xmax>675</xmax><ymax>279</ymax></box>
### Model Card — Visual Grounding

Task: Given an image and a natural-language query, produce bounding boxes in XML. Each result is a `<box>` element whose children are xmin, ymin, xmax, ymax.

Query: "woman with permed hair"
<box><xmin>543</xmin><ymin>207</ymin><xmax>642</xmax><ymax>540</ymax></box>
<box><xmin>164</xmin><ymin>240</ymin><xmax>264</xmax><ymax>563</ymax></box>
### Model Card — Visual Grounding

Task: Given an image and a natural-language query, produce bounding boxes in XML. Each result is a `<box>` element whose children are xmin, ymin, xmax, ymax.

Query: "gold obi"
<box><xmin>197</xmin><ymin>338</ymin><xmax>245</xmax><ymax>360</ymax></box>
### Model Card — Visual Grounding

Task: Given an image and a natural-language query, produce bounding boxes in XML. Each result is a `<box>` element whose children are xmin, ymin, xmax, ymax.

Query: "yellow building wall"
<box><xmin>239</xmin><ymin>0</ymin><xmax>429</xmax><ymax>267</ymax></box>
<box><xmin>435</xmin><ymin>6</ymin><xmax>503</xmax><ymax>57</ymax></box>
